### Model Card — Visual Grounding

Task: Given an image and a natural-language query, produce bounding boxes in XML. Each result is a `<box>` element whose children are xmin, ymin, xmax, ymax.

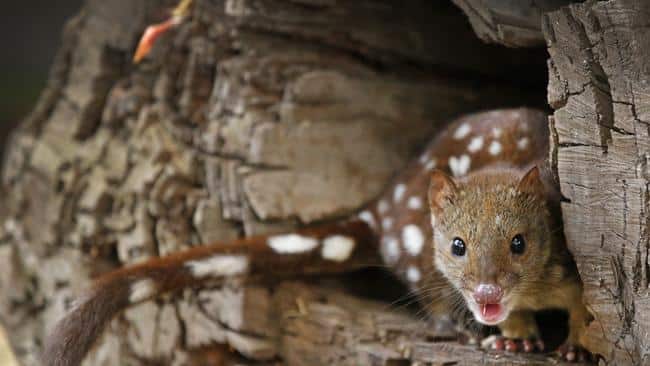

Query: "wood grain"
<box><xmin>544</xmin><ymin>0</ymin><xmax>650</xmax><ymax>364</ymax></box>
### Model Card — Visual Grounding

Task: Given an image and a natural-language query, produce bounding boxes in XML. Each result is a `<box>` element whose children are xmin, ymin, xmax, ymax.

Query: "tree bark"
<box><xmin>544</xmin><ymin>1</ymin><xmax>650</xmax><ymax>364</ymax></box>
<box><xmin>0</xmin><ymin>0</ymin><xmax>621</xmax><ymax>365</ymax></box>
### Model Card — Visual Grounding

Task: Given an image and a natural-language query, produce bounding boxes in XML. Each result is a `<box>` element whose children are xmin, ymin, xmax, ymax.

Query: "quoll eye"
<box><xmin>511</xmin><ymin>234</ymin><xmax>526</xmax><ymax>255</ymax></box>
<box><xmin>451</xmin><ymin>237</ymin><xmax>466</xmax><ymax>256</ymax></box>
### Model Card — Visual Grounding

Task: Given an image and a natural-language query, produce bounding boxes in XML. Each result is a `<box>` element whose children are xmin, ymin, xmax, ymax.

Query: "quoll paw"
<box><xmin>481</xmin><ymin>334</ymin><xmax>545</xmax><ymax>353</ymax></box>
<box><xmin>556</xmin><ymin>343</ymin><xmax>594</xmax><ymax>363</ymax></box>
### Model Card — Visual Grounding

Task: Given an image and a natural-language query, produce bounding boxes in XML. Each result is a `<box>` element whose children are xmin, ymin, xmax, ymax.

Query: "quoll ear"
<box><xmin>428</xmin><ymin>169</ymin><xmax>458</xmax><ymax>214</ymax></box>
<box><xmin>517</xmin><ymin>165</ymin><xmax>545</xmax><ymax>194</ymax></box>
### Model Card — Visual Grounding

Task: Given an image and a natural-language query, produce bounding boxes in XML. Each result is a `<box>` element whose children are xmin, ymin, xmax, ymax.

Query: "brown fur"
<box><xmin>428</xmin><ymin>165</ymin><xmax>590</xmax><ymax>347</ymax></box>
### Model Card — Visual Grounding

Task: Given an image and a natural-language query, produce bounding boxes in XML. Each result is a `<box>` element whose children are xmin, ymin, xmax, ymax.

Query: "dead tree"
<box><xmin>0</xmin><ymin>0</ymin><xmax>647</xmax><ymax>365</ymax></box>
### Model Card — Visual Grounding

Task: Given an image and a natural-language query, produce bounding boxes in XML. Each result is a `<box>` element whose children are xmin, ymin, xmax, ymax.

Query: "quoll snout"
<box><xmin>472</xmin><ymin>283</ymin><xmax>503</xmax><ymax>304</ymax></box>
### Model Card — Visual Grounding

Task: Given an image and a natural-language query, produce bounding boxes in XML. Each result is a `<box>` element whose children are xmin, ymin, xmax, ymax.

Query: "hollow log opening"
<box><xmin>0</xmin><ymin>0</ymin><xmax>648</xmax><ymax>365</ymax></box>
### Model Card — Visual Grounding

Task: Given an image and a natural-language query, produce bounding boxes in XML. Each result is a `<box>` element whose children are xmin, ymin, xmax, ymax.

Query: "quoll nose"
<box><xmin>472</xmin><ymin>283</ymin><xmax>503</xmax><ymax>304</ymax></box>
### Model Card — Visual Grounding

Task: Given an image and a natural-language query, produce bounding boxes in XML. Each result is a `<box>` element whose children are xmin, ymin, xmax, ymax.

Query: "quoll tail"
<box><xmin>42</xmin><ymin>220</ymin><xmax>380</xmax><ymax>366</ymax></box>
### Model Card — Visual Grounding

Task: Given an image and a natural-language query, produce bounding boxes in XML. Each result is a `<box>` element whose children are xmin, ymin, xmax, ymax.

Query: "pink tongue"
<box><xmin>481</xmin><ymin>303</ymin><xmax>502</xmax><ymax>318</ymax></box>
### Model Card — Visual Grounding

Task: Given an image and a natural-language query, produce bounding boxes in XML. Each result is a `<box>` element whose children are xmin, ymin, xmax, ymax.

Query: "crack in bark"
<box><xmin>557</xmin><ymin>142</ymin><xmax>604</xmax><ymax>149</ymax></box>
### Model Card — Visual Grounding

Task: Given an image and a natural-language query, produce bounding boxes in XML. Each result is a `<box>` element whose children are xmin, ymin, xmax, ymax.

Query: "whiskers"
<box><xmin>381</xmin><ymin>276</ymin><xmax>483</xmax><ymax>338</ymax></box>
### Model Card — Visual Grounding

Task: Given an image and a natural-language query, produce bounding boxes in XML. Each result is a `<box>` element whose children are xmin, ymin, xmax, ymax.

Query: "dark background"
<box><xmin>1</xmin><ymin>3</ymin><xmax>80</xmax><ymax>363</ymax></box>
<box><xmin>1</xmin><ymin>0</ymin><xmax>83</xmax><ymax>137</ymax></box>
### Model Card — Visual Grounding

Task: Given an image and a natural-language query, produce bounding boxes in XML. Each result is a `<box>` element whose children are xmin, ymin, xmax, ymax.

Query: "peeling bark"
<box><xmin>452</xmin><ymin>0</ymin><xmax>574</xmax><ymax>47</ymax></box>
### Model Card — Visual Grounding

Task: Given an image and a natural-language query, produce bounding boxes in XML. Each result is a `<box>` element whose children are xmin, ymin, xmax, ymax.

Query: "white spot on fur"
<box><xmin>517</xmin><ymin>137</ymin><xmax>529</xmax><ymax>150</ymax></box>
<box><xmin>467</xmin><ymin>136</ymin><xmax>484</xmax><ymax>153</ymax></box>
<box><xmin>129</xmin><ymin>279</ymin><xmax>156</xmax><ymax>303</ymax></box>
<box><xmin>449</xmin><ymin>155</ymin><xmax>471</xmax><ymax>177</ymax></box>
<box><xmin>425</xmin><ymin>158</ymin><xmax>437</xmax><ymax>171</ymax></box>
<box><xmin>358</xmin><ymin>211</ymin><xmax>376</xmax><ymax>229</ymax></box>
<box><xmin>394</xmin><ymin>184</ymin><xmax>406</xmax><ymax>203</ymax></box>
<box><xmin>419</xmin><ymin>153</ymin><xmax>430</xmax><ymax>164</ymax></box>
<box><xmin>402</xmin><ymin>224</ymin><xmax>424</xmax><ymax>256</ymax></box>
<box><xmin>430</xmin><ymin>214</ymin><xmax>437</xmax><ymax>228</ymax></box>
<box><xmin>407</xmin><ymin>266</ymin><xmax>421</xmax><ymax>283</ymax></box>
<box><xmin>382</xmin><ymin>217</ymin><xmax>394</xmax><ymax>231</ymax></box>
<box><xmin>186</xmin><ymin>255</ymin><xmax>249</xmax><ymax>278</ymax></box>
<box><xmin>321</xmin><ymin>235</ymin><xmax>355</xmax><ymax>262</ymax></box>
<box><xmin>378</xmin><ymin>200</ymin><xmax>389</xmax><ymax>214</ymax></box>
<box><xmin>268</xmin><ymin>234</ymin><xmax>319</xmax><ymax>254</ymax></box>
<box><xmin>381</xmin><ymin>237</ymin><xmax>400</xmax><ymax>264</ymax></box>
<box><xmin>492</xmin><ymin>127</ymin><xmax>502</xmax><ymax>138</ymax></box>
<box><xmin>495</xmin><ymin>214</ymin><xmax>502</xmax><ymax>225</ymax></box>
<box><xmin>454</xmin><ymin>123</ymin><xmax>471</xmax><ymax>139</ymax></box>
<box><xmin>488</xmin><ymin>141</ymin><xmax>502</xmax><ymax>156</ymax></box>
<box><xmin>407</xmin><ymin>196</ymin><xmax>422</xmax><ymax>210</ymax></box>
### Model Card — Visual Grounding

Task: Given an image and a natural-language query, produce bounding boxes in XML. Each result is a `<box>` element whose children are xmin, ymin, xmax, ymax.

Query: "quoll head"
<box><xmin>428</xmin><ymin>166</ymin><xmax>555</xmax><ymax>325</ymax></box>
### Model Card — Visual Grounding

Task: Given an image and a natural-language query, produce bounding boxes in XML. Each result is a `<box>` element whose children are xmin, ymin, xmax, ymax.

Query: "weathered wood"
<box><xmin>544</xmin><ymin>0</ymin><xmax>650</xmax><ymax>364</ymax></box>
<box><xmin>93</xmin><ymin>280</ymin><xmax>583</xmax><ymax>366</ymax></box>
<box><xmin>453</xmin><ymin>0</ymin><xmax>573</xmax><ymax>47</ymax></box>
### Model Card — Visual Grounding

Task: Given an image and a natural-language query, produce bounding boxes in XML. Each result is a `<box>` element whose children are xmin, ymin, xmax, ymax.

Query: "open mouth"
<box><xmin>470</xmin><ymin>301</ymin><xmax>508</xmax><ymax>325</ymax></box>
<box><xmin>480</xmin><ymin>303</ymin><xmax>503</xmax><ymax>322</ymax></box>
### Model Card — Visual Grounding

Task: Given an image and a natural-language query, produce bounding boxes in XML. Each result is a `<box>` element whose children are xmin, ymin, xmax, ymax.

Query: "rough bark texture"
<box><xmin>544</xmin><ymin>0</ymin><xmax>650</xmax><ymax>364</ymax></box>
<box><xmin>0</xmin><ymin>0</ymin><xmax>606</xmax><ymax>365</ymax></box>
<box><xmin>452</xmin><ymin>0</ymin><xmax>574</xmax><ymax>47</ymax></box>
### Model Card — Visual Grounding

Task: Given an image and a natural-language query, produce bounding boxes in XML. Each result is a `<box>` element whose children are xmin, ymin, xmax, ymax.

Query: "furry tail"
<box><xmin>42</xmin><ymin>278</ymin><xmax>132</xmax><ymax>366</ymax></box>
<box><xmin>42</xmin><ymin>220</ymin><xmax>379</xmax><ymax>366</ymax></box>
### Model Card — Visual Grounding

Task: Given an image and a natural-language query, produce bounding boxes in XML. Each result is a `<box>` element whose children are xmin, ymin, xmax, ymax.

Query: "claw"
<box><xmin>504</xmin><ymin>339</ymin><xmax>517</xmax><ymax>352</ymax></box>
<box><xmin>133</xmin><ymin>0</ymin><xmax>193</xmax><ymax>63</ymax></box>
<box><xmin>522</xmin><ymin>339</ymin><xmax>534</xmax><ymax>353</ymax></box>
<box><xmin>556</xmin><ymin>343</ymin><xmax>593</xmax><ymax>363</ymax></box>
<box><xmin>493</xmin><ymin>337</ymin><xmax>505</xmax><ymax>350</ymax></box>
<box><xmin>482</xmin><ymin>335</ymin><xmax>544</xmax><ymax>354</ymax></box>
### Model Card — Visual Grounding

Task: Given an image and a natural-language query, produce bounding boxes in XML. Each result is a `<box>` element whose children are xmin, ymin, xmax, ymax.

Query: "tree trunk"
<box><xmin>544</xmin><ymin>1</ymin><xmax>650</xmax><ymax>364</ymax></box>
<box><xmin>0</xmin><ymin>0</ymin><xmax>645</xmax><ymax>365</ymax></box>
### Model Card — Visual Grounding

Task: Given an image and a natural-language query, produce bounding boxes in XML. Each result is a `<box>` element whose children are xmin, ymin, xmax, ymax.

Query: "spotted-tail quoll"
<box><xmin>43</xmin><ymin>108</ymin><xmax>594</xmax><ymax>366</ymax></box>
